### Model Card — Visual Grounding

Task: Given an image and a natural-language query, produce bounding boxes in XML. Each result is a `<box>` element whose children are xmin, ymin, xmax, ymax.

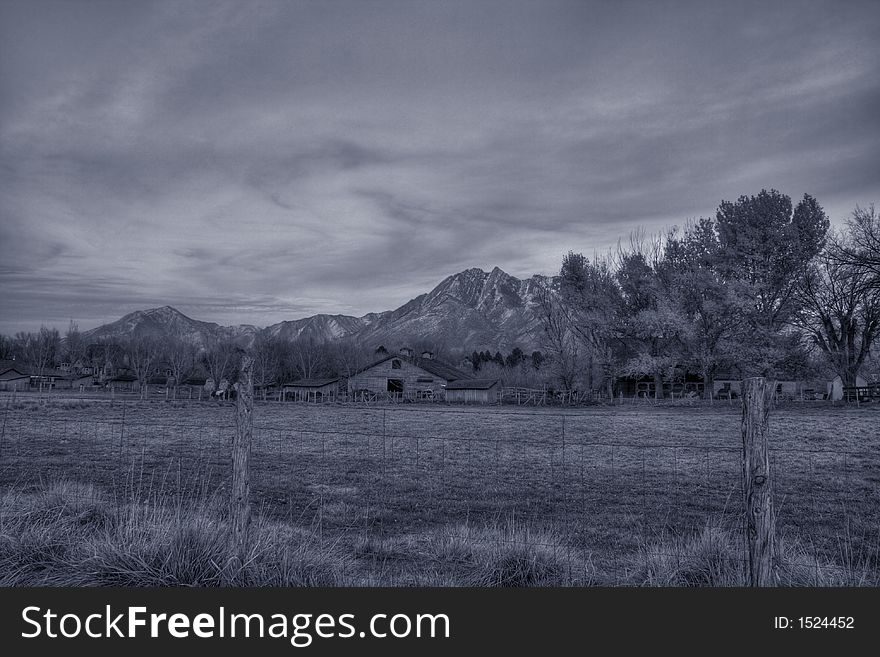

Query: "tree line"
<box><xmin>538</xmin><ymin>190</ymin><xmax>880</xmax><ymax>397</ymax></box>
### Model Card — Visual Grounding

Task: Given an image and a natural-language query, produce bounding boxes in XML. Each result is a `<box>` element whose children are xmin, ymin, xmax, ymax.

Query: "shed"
<box><xmin>445</xmin><ymin>378</ymin><xmax>501</xmax><ymax>404</ymax></box>
<box><xmin>283</xmin><ymin>377</ymin><xmax>342</xmax><ymax>402</ymax></box>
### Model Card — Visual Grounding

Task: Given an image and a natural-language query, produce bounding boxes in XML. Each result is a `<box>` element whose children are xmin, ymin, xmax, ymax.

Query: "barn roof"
<box><xmin>283</xmin><ymin>377</ymin><xmax>340</xmax><ymax>388</ymax></box>
<box><xmin>352</xmin><ymin>354</ymin><xmax>471</xmax><ymax>382</ymax></box>
<box><xmin>445</xmin><ymin>378</ymin><xmax>499</xmax><ymax>390</ymax></box>
<box><xmin>415</xmin><ymin>358</ymin><xmax>471</xmax><ymax>382</ymax></box>
<box><xmin>0</xmin><ymin>360</ymin><xmax>29</xmax><ymax>376</ymax></box>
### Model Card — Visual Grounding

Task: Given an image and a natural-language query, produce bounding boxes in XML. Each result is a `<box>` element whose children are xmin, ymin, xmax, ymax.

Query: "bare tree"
<box><xmin>251</xmin><ymin>330</ymin><xmax>285</xmax><ymax>394</ymax></box>
<box><xmin>288</xmin><ymin>335</ymin><xmax>328</xmax><ymax>380</ymax></box>
<box><xmin>0</xmin><ymin>334</ymin><xmax>14</xmax><ymax>360</ymax></box>
<box><xmin>62</xmin><ymin>320</ymin><xmax>87</xmax><ymax>370</ymax></box>
<box><xmin>92</xmin><ymin>340</ymin><xmax>121</xmax><ymax>384</ymax></box>
<box><xmin>794</xmin><ymin>236</ymin><xmax>880</xmax><ymax>388</ymax></box>
<box><xmin>833</xmin><ymin>204</ymin><xmax>880</xmax><ymax>291</ymax></box>
<box><xmin>330</xmin><ymin>336</ymin><xmax>371</xmax><ymax>380</ymax></box>
<box><xmin>536</xmin><ymin>279</ymin><xmax>583</xmax><ymax>391</ymax></box>
<box><xmin>201</xmin><ymin>337</ymin><xmax>240</xmax><ymax>398</ymax></box>
<box><xmin>124</xmin><ymin>335</ymin><xmax>163</xmax><ymax>399</ymax></box>
<box><xmin>166</xmin><ymin>338</ymin><xmax>198</xmax><ymax>395</ymax></box>
<box><xmin>16</xmin><ymin>326</ymin><xmax>60</xmax><ymax>391</ymax></box>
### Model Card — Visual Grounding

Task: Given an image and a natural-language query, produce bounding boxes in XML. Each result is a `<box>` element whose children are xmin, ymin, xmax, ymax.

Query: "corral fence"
<box><xmin>0</xmin><ymin>377</ymin><xmax>876</xmax><ymax>586</ymax></box>
<box><xmin>5</xmin><ymin>379</ymin><xmax>872</xmax><ymax>407</ymax></box>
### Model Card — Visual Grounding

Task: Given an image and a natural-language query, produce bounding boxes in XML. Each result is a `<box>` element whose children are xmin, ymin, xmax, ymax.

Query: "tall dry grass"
<box><xmin>0</xmin><ymin>480</ymin><xmax>874</xmax><ymax>586</ymax></box>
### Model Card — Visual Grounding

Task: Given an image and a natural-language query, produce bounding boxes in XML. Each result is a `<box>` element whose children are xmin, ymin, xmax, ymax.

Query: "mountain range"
<box><xmin>82</xmin><ymin>267</ymin><xmax>552</xmax><ymax>351</ymax></box>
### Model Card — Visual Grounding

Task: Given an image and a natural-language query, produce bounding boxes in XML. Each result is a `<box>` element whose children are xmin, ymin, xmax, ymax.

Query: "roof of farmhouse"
<box><xmin>0</xmin><ymin>359</ymin><xmax>28</xmax><ymax>374</ymax></box>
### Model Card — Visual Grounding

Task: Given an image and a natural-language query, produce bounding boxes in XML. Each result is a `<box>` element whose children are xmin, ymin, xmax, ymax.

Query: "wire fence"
<box><xmin>0</xmin><ymin>395</ymin><xmax>877</xmax><ymax>585</ymax></box>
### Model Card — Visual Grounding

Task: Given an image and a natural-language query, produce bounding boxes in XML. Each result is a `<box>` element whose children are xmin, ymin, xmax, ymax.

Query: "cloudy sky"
<box><xmin>2</xmin><ymin>0</ymin><xmax>879</xmax><ymax>334</ymax></box>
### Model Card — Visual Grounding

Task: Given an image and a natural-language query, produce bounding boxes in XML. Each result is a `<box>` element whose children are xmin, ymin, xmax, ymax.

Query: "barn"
<box><xmin>283</xmin><ymin>377</ymin><xmax>342</xmax><ymax>402</ymax></box>
<box><xmin>444</xmin><ymin>378</ymin><xmax>501</xmax><ymax>404</ymax></box>
<box><xmin>347</xmin><ymin>348</ymin><xmax>471</xmax><ymax>400</ymax></box>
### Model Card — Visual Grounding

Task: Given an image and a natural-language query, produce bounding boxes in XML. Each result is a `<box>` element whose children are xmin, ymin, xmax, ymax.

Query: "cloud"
<box><xmin>1</xmin><ymin>0</ymin><xmax>879</xmax><ymax>334</ymax></box>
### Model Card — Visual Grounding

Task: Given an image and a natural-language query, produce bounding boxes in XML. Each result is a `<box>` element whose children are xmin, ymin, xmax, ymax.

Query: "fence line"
<box><xmin>1</xmin><ymin>403</ymin><xmax>875</xmax><ymax>585</ymax></box>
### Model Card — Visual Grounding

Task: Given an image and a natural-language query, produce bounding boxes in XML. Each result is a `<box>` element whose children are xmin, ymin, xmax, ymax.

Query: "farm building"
<box><xmin>0</xmin><ymin>360</ymin><xmax>30</xmax><ymax>390</ymax></box>
<box><xmin>347</xmin><ymin>348</ymin><xmax>471</xmax><ymax>400</ymax></box>
<box><xmin>445</xmin><ymin>378</ymin><xmax>501</xmax><ymax>404</ymax></box>
<box><xmin>106</xmin><ymin>372</ymin><xmax>137</xmax><ymax>392</ymax></box>
<box><xmin>827</xmin><ymin>375</ymin><xmax>867</xmax><ymax>401</ymax></box>
<box><xmin>618</xmin><ymin>374</ymin><xmax>706</xmax><ymax>399</ymax></box>
<box><xmin>29</xmin><ymin>367</ymin><xmax>64</xmax><ymax>389</ymax></box>
<box><xmin>283</xmin><ymin>378</ymin><xmax>342</xmax><ymax>402</ymax></box>
<box><xmin>58</xmin><ymin>373</ymin><xmax>95</xmax><ymax>390</ymax></box>
<box><xmin>713</xmin><ymin>377</ymin><xmax>817</xmax><ymax>400</ymax></box>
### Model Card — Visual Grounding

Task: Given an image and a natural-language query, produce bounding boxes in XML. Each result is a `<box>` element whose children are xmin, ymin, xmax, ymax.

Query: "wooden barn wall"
<box><xmin>445</xmin><ymin>388</ymin><xmax>500</xmax><ymax>404</ymax></box>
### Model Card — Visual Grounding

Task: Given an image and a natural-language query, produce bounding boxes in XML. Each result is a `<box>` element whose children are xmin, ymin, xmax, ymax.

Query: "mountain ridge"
<box><xmin>82</xmin><ymin>267</ymin><xmax>552</xmax><ymax>350</ymax></box>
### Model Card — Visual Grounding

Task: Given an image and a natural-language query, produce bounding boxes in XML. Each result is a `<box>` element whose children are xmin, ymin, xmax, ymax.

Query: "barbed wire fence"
<box><xmin>0</xmin><ymin>390</ymin><xmax>876</xmax><ymax>586</ymax></box>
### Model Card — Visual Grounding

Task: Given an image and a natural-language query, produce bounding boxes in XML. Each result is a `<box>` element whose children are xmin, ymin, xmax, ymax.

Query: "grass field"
<box><xmin>1</xmin><ymin>395</ymin><xmax>878</xmax><ymax>586</ymax></box>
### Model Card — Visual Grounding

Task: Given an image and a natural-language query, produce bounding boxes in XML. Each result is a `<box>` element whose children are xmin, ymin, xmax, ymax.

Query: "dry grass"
<box><xmin>0</xmin><ymin>394</ymin><xmax>878</xmax><ymax>586</ymax></box>
<box><xmin>0</xmin><ymin>481</ymin><xmax>350</xmax><ymax>586</ymax></box>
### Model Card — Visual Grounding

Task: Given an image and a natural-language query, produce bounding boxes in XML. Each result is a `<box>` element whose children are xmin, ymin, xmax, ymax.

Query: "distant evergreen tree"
<box><xmin>505</xmin><ymin>347</ymin><xmax>524</xmax><ymax>368</ymax></box>
<box><xmin>531</xmin><ymin>350</ymin><xmax>544</xmax><ymax>369</ymax></box>
<box><xmin>375</xmin><ymin>345</ymin><xmax>388</xmax><ymax>355</ymax></box>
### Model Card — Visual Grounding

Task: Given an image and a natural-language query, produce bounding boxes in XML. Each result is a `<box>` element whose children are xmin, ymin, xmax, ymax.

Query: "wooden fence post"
<box><xmin>741</xmin><ymin>376</ymin><xmax>778</xmax><ymax>586</ymax></box>
<box><xmin>228</xmin><ymin>355</ymin><xmax>254</xmax><ymax>580</ymax></box>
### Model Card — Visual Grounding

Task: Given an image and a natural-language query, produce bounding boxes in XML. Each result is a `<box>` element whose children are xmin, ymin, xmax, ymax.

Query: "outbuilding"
<box><xmin>283</xmin><ymin>377</ymin><xmax>342</xmax><ymax>402</ymax></box>
<box><xmin>444</xmin><ymin>378</ymin><xmax>501</xmax><ymax>404</ymax></box>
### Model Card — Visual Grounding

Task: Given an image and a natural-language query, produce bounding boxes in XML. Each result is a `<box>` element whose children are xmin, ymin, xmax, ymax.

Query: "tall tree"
<box><xmin>287</xmin><ymin>335</ymin><xmax>329</xmax><ymax>380</ymax></box>
<box><xmin>559</xmin><ymin>251</ymin><xmax>624</xmax><ymax>398</ymax></box>
<box><xmin>832</xmin><ymin>204</ymin><xmax>880</xmax><ymax>291</ymax></box>
<box><xmin>16</xmin><ymin>327</ymin><xmax>60</xmax><ymax>390</ymax></box>
<box><xmin>535</xmin><ymin>279</ymin><xmax>582</xmax><ymax>391</ymax></box>
<box><xmin>250</xmin><ymin>330</ymin><xmax>285</xmax><ymax>390</ymax></box>
<box><xmin>331</xmin><ymin>336</ymin><xmax>371</xmax><ymax>380</ymax></box>
<box><xmin>62</xmin><ymin>320</ymin><xmax>87</xmax><ymax>369</ymax></box>
<box><xmin>0</xmin><ymin>334</ymin><xmax>13</xmax><ymax>360</ymax></box>
<box><xmin>124</xmin><ymin>335</ymin><xmax>163</xmax><ymax>399</ymax></box>
<box><xmin>793</xmin><ymin>230</ymin><xmax>880</xmax><ymax>388</ymax></box>
<box><xmin>660</xmin><ymin>218</ymin><xmax>738</xmax><ymax>398</ymax></box>
<box><xmin>201</xmin><ymin>337</ymin><xmax>240</xmax><ymax>396</ymax></box>
<box><xmin>615</xmin><ymin>234</ymin><xmax>685</xmax><ymax>399</ymax></box>
<box><xmin>714</xmin><ymin>189</ymin><xmax>829</xmax><ymax>374</ymax></box>
<box><xmin>166</xmin><ymin>338</ymin><xmax>198</xmax><ymax>392</ymax></box>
